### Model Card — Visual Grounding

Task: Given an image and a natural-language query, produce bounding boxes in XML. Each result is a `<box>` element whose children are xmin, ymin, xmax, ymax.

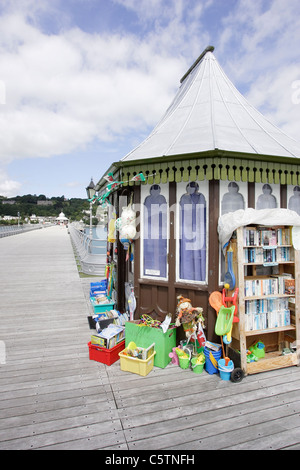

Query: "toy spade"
<box><xmin>224</xmin><ymin>245</ymin><xmax>235</xmax><ymax>290</ymax></box>
<box><xmin>208</xmin><ymin>291</ymin><xmax>223</xmax><ymax>313</ymax></box>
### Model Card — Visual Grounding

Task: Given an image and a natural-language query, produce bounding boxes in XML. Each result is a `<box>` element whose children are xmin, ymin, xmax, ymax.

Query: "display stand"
<box><xmin>231</xmin><ymin>225</ymin><xmax>300</xmax><ymax>375</ymax></box>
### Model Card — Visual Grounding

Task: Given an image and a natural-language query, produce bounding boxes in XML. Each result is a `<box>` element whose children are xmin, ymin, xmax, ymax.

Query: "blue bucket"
<box><xmin>218</xmin><ymin>358</ymin><xmax>234</xmax><ymax>380</ymax></box>
<box><xmin>204</xmin><ymin>347</ymin><xmax>222</xmax><ymax>374</ymax></box>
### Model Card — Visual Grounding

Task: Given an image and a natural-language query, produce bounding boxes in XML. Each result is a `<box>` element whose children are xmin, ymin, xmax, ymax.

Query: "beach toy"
<box><xmin>218</xmin><ymin>358</ymin><xmax>234</xmax><ymax>381</ymax></box>
<box><xmin>249</xmin><ymin>341</ymin><xmax>265</xmax><ymax>360</ymax></box>
<box><xmin>209</xmin><ymin>291</ymin><xmax>230</xmax><ymax>364</ymax></box>
<box><xmin>204</xmin><ymin>346</ymin><xmax>221</xmax><ymax>374</ymax></box>
<box><xmin>224</xmin><ymin>245</ymin><xmax>235</xmax><ymax>290</ymax></box>
<box><xmin>191</xmin><ymin>351</ymin><xmax>205</xmax><ymax>374</ymax></box>
<box><xmin>221</xmin><ymin>287</ymin><xmax>239</xmax><ymax>345</ymax></box>
<box><xmin>209</xmin><ymin>291</ymin><xmax>223</xmax><ymax>313</ymax></box>
<box><xmin>222</xmin><ymin>288</ymin><xmax>239</xmax><ymax>323</ymax></box>
<box><xmin>179</xmin><ymin>355</ymin><xmax>190</xmax><ymax>369</ymax></box>
<box><xmin>176</xmin><ymin>347</ymin><xmax>191</xmax><ymax>369</ymax></box>
<box><xmin>169</xmin><ymin>347</ymin><xmax>180</xmax><ymax>365</ymax></box>
<box><xmin>127</xmin><ymin>341</ymin><xmax>137</xmax><ymax>350</ymax></box>
<box><xmin>247</xmin><ymin>351</ymin><xmax>258</xmax><ymax>363</ymax></box>
<box><xmin>214</xmin><ymin>305</ymin><xmax>235</xmax><ymax>337</ymax></box>
<box><xmin>108</xmin><ymin>213</ymin><xmax>116</xmax><ymax>243</ymax></box>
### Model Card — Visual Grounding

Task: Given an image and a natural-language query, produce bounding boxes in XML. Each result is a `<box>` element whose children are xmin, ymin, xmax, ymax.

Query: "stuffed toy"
<box><xmin>175</xmin><ymin>295</ymin><xmax>206</xmax><ymax>347</ymax></box>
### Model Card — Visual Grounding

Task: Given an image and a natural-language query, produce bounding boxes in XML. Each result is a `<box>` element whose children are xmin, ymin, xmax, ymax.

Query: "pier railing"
<box><xmin>69</xmin><ymin>223</ymin><xmax>106</xmax><ymax>276</ymax></box>
<box><xmin>0</xmin><ymin>224</ymin><xmax>43</xmax><ymax>238</ymax></box>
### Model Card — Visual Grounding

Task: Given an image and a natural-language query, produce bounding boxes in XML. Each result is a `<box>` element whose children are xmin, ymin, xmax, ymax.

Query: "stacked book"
<box><xmin>245</xmin><ymin>309</ymin><xmax>291</xmax><ymax>331</ymax></box>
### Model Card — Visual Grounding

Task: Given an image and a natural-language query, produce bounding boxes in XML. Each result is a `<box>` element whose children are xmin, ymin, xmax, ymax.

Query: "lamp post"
<box><xmin>86</xmin><ymin>178</ymin><xmax>96</xmax><ymax>237</ymax></box>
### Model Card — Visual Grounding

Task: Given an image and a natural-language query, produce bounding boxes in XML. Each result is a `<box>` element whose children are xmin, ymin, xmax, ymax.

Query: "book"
<box><xmin>142</xmin><ymin>343</ymin><xmax>155</xmax><ymax>360</ymax></box>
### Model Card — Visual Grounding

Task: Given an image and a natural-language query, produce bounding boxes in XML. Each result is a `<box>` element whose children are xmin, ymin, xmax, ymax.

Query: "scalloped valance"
<box><xmin>121</xmin><ymin>156</ymin><xmax>300</xmax><ymax>186</ymax></box>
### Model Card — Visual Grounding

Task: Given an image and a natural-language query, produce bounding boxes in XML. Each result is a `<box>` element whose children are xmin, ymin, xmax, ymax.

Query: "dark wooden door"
<box><xmin>133</xmin><ymin>180</ymin><xmax>221</xmax><ymax>341</ymax></box>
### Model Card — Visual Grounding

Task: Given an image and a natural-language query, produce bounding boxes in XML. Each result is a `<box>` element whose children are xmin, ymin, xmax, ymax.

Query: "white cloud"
<box><xmin>0</xmin><ymin>169</ymin><xmax>21</xmax><ymax>197</ymax></box>
<box><xmin>0</xmin><ymin>12</ymin><xmax>190</xmax><ymax>166</ymax></box>
<box><xmin>218</xmin><ymin>0</ymin><xmax>300</xmax><ymax>141</ymax></box>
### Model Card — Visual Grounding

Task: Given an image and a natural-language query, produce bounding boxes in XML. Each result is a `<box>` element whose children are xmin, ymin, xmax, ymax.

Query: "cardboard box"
<box><xmin>92</xmin><ymin>325</ymin><xmax>125</xmax><ymax>349</ymax></box>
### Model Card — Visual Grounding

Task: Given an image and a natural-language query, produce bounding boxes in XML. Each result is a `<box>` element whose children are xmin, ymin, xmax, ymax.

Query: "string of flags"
<box><xmin>88</xmin><ymin>171</ymin><xmax>150</xmax><ymax>205</ymax></box>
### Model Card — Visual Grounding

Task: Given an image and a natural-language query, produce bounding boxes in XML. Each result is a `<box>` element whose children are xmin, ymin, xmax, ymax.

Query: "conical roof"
<box><xmin>122</xmin><ymin>46</ymin><xmax>300</xmax><ymax>162</ymax></box>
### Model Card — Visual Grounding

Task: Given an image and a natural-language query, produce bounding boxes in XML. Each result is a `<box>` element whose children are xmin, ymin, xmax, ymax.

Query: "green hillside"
<box><xmin>0</xmin><ymin>194</ymin><xmax>90</xmax><ymax>222</ymax></box>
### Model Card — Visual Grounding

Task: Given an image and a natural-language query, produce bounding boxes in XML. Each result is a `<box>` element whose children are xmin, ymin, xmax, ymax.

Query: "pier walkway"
<box><xmin>1</xmin><ymin>226</ymin><xmax>300</xmax><ymax>450</ymax></box>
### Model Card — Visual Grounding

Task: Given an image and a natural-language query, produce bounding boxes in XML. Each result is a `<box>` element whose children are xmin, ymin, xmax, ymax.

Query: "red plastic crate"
<box><xmin>88</xmin><ymin>340</ymin><xmax>125</xmax><ymax>366</ymax></box>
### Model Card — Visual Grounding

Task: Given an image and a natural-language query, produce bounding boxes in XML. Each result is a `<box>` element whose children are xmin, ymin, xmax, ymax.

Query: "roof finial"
<box><xmin>180</xmin><ymin>45</ymin><xmax>215</xmax><ymax>83</ymax></box>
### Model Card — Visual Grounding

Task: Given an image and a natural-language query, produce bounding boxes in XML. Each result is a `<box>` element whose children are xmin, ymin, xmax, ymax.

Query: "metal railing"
<box><xmin>0</xmin><ymin>224</ymin><xmax>44</xmax><ymax>238</ymax></box>
<box><xmin>69</xmin><ymin>223</ymin><xmax>107</xmax><ymax>276</ymax></box>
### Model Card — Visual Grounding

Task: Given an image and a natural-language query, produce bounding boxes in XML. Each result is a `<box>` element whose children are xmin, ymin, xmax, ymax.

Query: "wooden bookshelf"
<box><xmin>232</xmin><ymin>225</ymin><xmax>300</xmax><ymax>375</ymax></box>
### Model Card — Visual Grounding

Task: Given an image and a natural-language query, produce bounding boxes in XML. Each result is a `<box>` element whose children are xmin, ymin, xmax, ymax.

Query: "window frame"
<box><xmin>140</xmin><ymin>183</ymin><xmax>169</xmax><ymax>281</ymax></box>
<box><xmin>175</xmin><ymin>180</ymin><xmax>209</xmax><ymax>285</ymax></box>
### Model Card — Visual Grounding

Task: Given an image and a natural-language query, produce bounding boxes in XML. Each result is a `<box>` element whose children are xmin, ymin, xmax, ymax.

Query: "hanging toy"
<box><xmin>108</xmin><ymin>211</ymin><xmax>117</xmax><ymax>243</ymax></box>
<box><xmin>128</xmin><ymin>286</ymin><xmax>136</xmax><ymax>321</ymax></box>
<box><xmin>107</xmin><ymin>262</ymin><xmax>116</xmax><ymax>300</ymax></box>
<box><xmin>115</xmin><ymin>217</ymin><xmax>123</xmax><ymax>232</ymax></box>
<box><xmin>118</xmin><ymin>203</ymin><xmax>136</xmax><ymax>259</ymax></box>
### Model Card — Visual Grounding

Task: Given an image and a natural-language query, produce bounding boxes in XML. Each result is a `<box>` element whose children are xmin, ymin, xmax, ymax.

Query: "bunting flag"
<box><xmin>103</xmin><ymin>172</ymin><xmax>115</xmax><ymax>182</ymax></box>
<box><xmin>95</xmin><ymin>172</ymin><xmax>148</xmax><ymax>206</ymax></box>
<box><xmin>131</xmin><ymin>172</ymin><xmax>146</xmax><ymax>182</ymax></box>
<box><xmin>88</xmin><ymin>194</ymin><xmax>98</xmax><ymax>203</ymax></box>
<box><xmin>106</xmin><ymin>181</ymin><xmax>120</xmax><ymax>191</ymax></box>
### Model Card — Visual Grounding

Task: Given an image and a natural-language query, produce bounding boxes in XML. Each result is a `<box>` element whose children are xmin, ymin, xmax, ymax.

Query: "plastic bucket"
<box><xmin>204</xmin><ymin>347</ymin><xmax>222</xmax><ymax>374</ymax></box>
<box><xmin>218</xmin><ymin>358</ymin><xmax>234</xmax><ymax>380</ymax></box>
<box><xmin>179</xmin><ymin>356</ymin><xmax>190</xmax><ymax>369</ymax></box>
<box><xmin>191</xmin><ymin>357</ymin><xmax>205</xmax><ymax>374</ymax></box>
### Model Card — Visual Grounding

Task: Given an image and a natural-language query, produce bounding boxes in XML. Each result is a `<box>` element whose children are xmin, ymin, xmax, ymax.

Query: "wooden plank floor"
<box><xmin>1</xmin><ymin>226</ymin><xmax>300</xmax><ymax>451</ymax></box>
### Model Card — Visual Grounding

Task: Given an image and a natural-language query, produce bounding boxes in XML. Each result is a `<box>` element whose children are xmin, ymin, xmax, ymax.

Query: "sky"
<box><xmin>0</xmin><ymin>0</ymin><xmax>300</xmax><ymax>199</ymax></box>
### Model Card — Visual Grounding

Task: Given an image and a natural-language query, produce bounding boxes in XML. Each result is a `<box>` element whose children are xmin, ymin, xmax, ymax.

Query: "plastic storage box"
<box><xmin>88</xmin><ymin>340</ymin><xmax>125</xmax><ymax>366</ymax></box>
<box><xmin>119</xmin><ymin>350</ymin><xmax>156</xmax><ymax>376</ymax></box>
<box><xmin>87</xmin><ymin>316</ymin><xmax>114</xmax><ymax>330</ymax></box>
<box><xmin>125</xmin><ymin>321</ymin><xmax>176</xmax><ymax>368</ymax></box>
<box><xmin>90</xmin><ymin>280</ymin><xmax>107</xmax><ymax>297</ymax></box>
<box><xmin>90</xmin><ymin>297</ymin><xmax>115</xmax><ymax>313</ymax></box>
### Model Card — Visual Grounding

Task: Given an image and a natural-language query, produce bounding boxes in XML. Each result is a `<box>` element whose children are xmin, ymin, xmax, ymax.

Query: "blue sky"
<box><xmin>0</xmin><ymin>0</ymin><xmax>299</xmax><ymax>199</ymax></box>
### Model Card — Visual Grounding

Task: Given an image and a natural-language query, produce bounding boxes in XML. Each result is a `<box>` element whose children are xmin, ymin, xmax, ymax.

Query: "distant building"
<box><xmin>37</xmin><ymin>200</ymin><xmax>53</xmax><ymax>206</ymax></box>
<box><xmin>1</xmin><ymin>200</ymin><xmax>15</xmax><ymax>205</ymax></box>
<box><xmin>56</xmin><ymin>212</ymin><xmax>68</xmax><ymax>225</ymax></box>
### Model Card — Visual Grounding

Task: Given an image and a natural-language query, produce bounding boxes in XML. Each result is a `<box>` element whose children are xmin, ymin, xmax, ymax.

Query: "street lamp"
<box><xmin>86</xmin><ymin>178</ymin><xmax>96</xmax><ymax>237</ymax></box>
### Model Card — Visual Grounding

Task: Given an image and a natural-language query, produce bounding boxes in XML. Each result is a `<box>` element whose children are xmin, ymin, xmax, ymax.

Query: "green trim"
<box><xmin>120</xmin><ymin>155</ymin><xmax>300</xmax><ymax>186</ymax></box>
<box><xmin>96</xmin><ymin>150</ymin><xmax>300</xmax><ymax>190</ymax></box>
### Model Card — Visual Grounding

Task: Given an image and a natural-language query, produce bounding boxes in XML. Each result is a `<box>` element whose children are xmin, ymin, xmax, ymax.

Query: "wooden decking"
<box><xmin>1</xmin><ymin>226</ymin><xmax>300</xmax><ymax>450</ymax></box>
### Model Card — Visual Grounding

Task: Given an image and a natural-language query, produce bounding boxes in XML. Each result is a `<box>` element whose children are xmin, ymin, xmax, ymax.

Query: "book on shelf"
<box><xmin>245</xmin><ymin>277</ymin><xmax>279</xmax><ymax>297</ymax></box>
<box><xmin>244</xmin><ymin>246</ymin><xmax>292</xmax><ymax>264</ymax></box>
<box><xmin>245</xmin><ymin>297</ymin><xmax>289</xmax><ymax>315</ymax></box>
<box><xmin>245</xmin><ymin>309</ymin><xmax>291</xmax><ymax>331</ymax></box>
<box><xmin>285</xmin><ymin>278</ymin><xmax>295</xmax><ymax>295</ymax></box>
<box><xmin>245</xmin><ymin>274</ymin><xmax>295</xmax><ymax>297</ymax></box>
<box><xmin>259</xmin><ymin>228</ymin><xmax>277</xmax><ymax>246</ymax></box>
<box><xmin>243</xmin><ymin>226</ymin><xmax>292</xmax><ymax>247</ymax></box>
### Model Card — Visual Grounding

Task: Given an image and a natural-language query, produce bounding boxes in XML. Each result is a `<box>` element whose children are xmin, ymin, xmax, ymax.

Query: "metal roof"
<box><xmin>122</xmin><ymin>47</ymin><xmax>300</xmax><ymax>163</ymax></box>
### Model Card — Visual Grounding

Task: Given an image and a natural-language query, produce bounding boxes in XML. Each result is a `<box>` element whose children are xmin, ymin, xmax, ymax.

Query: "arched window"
<box><xmin>221</xmin><ymin>182</ymin><xmax>245</xmax><ymax>214</ymax></box>
<box><xmin>288</xmin><ymin>186</ymin><xmax>300</xmax><ymax>215</ymax></box>
<box><xmin>179</xmin><ymin>182</ymin><xmax>206</xmax><ymax>282</ymax></box>
<box><xmin>143</xmin><ymin>184</ymin><xmax>168</xmax><ymax>278</ymax></box>
<box><xmin>256</xmin><ymin>184</ymin><xmax>277</xmax><ymax>209</ymax></box>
